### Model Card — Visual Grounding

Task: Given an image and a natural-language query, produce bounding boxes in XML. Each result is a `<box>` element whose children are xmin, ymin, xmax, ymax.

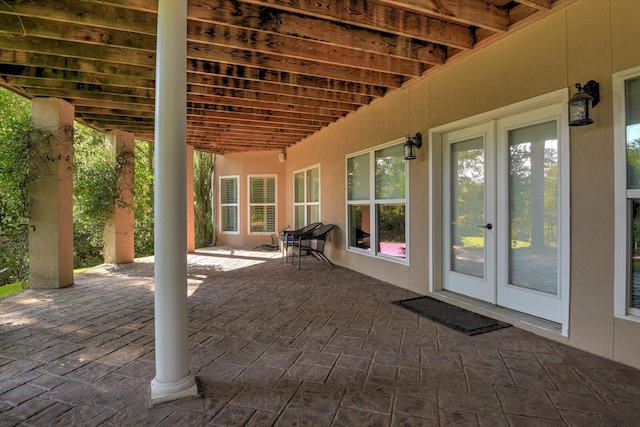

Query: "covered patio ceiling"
<box><xmin>0</xmin><ymin>0</ymin><xmax>576</xmax><ymax>154</ymax></box>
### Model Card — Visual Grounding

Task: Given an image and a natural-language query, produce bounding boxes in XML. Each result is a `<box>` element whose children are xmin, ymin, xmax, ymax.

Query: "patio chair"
<box><xmin>279</xmin><ymin>222</ymin><xmax>322</xmax><ymax>262</ymax></box>
<box><xmin>292</xmin><ymin>223</ymin><xmax>336</xmax><ymax>270</ymax></box>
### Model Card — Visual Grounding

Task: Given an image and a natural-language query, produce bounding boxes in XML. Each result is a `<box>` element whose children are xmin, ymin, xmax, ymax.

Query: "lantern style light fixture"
<box><xmin>568</xmin><ymin>80</ymin><xmax>600</xmax><ymax>126</ymax></box>
<box><xmin>404</xmin><ymin>132</ymin><xmax>423</xmax><ymax>160</ymax></box>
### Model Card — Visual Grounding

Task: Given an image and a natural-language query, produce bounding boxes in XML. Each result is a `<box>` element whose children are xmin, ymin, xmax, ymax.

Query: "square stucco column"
<box><xmin>104</xmin><ymin>130</ymin><xmax>135</xmax><ymax>264</ymax></box>
<box><xmin>29</xmin><ymin>98</ymin><xmax>75</xmax><ymax>289</ymax></box>
<box><xmin>187</xmin><ymin>144</ymin><xmax>195</xmax><ymax>253</ymax></box>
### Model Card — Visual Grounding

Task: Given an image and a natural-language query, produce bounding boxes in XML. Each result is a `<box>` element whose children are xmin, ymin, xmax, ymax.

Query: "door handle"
<box><xmin>477</xmin><ymin>223</ymin><xmax>493</xmax><ymax>230</ymax></box>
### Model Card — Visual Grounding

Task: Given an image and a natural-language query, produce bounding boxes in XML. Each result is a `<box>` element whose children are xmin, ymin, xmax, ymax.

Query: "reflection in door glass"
<box><xmin>630</xmin><ymin>201</ymin><xmax>640</xmax><ymax>308</ymax></box>
<box><xmin>508</xmin><ymin>121</ymin><xmax>559</xmax><ymax>295</ymax></box>
<box><xmin>451</xmin><ymin>137</ymin><xmax>485</xmax><ymax>278</ymax></box>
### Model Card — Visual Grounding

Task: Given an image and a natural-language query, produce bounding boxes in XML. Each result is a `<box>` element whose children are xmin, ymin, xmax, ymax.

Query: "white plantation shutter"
<box><xmin>220</xmin><ymin>176</ymin><xmax>239</xmax><ymax>233</ymax></box>
<box><xmin>249</xmin><ymin>175</ymin><xmax>277</xmax><ymax>233</ymax></box>
<box><xmin>221</xmin><ymin>177</ymin><xmax>238</xmax><ymax>204</ymax></box>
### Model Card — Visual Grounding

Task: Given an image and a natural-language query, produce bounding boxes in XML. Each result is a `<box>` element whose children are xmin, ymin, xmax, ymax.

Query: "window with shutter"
<box><xmin>219</xmin><ymin>176</ymin><xmax>239</xmax><ymax>233</ymax></box>
<box><xmin>249</xmin><ymin>175</ymin><xmax>277</xmax><ymax>234</ymax></box>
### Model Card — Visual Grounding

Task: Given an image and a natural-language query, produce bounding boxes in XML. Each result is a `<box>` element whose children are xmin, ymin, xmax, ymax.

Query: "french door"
<box><xmin>443</xmin><ymin>103</ymin><xmax>567</xmax><ymax>324</ymax></box>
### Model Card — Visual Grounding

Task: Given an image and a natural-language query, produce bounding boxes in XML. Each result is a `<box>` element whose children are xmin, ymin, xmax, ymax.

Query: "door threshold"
<box><xmin>435</xmin><ymin>290</ymin><xmax>565</xmax><ymax>337</ymax></box>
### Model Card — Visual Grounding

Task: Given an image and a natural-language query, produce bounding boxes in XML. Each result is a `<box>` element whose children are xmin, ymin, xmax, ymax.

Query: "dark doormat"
<box><xmin>392</xmin><ymin>296</ymin><xmax>512</xmax><ymax>336</ymax></box>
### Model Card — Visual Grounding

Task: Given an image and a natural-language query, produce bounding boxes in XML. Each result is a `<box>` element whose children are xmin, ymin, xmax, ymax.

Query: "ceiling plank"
<box><xmin>0</xmin><ymin>35</ymin><xmax>155</xmax><ymax>67</ymax></box>
<box><xmin>187</xmin><ymin>60</ymin><xmax>390</xmax><ymax>97</ymax></box>
<box><xmin>376</xmin><ymin>0</ymin><xmax>509</xmax><ymax>31</ymax></box>
<box><xmin>3</xmin><ymin>0</ymin><xmax>157</xmax><ymax>34</ymax></box>
<box><xmin>516</xmin><ymin>0</ymin><xmax>551</xmax><ymax>10</ymax></box>
<box><xmin>188</xmin><ymin>21</ymin><xmax>437</xmax><ymax>75</ymax></box>
<box><xmin>187</xmin><ymin>42</ymin><xmax>408</xmax><ymax>88</ymax></box>
<box><xmin>0</xmin><ymin>50</ymin><xmax>154</xmax><ymax>78</ymax></box>
<box><xmin>210</xmin><ymin>0</ymin><xmax>475</xmax><ymax>49</ymax></box>
<box><xmin>188</xmin><ymin>0</ymin><xmax>447</xmax><ymax>63</ymax></box>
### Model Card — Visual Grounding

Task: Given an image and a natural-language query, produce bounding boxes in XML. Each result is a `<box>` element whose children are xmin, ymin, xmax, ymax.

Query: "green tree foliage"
<box><xmin>0</xmin><ymin>89</ymin><xmax>31</xmax><ymax>284</ymax></box>
<box><xmin>193</xmin><ymin>151</ymin><xmax>214</xmax><ymax>248</ymax></box>
<box><xmin>73</xmin><ymin>124</ymin><xmax>125</xmax><ymax>267</ymax></box>
<box><xmin>134</xmin><ymin>140</ymin><xmax>154</xmax><ymax>257</ymax></box>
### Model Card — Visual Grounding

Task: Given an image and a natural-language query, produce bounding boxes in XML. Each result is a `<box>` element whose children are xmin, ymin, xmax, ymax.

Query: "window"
<box><xmin>347</xmin><ymin>141</ymin><xmax>407</xmax><ymax>262</ymax></box>
<box><xmin>293</xmin><ymin>165</ymin><xmax>320</xmax><ymax>229</ymax></box>
<box><xmin>614</xmin><ymin>66</ymin><xmax>640</xmax><ymax>319</ymax></box>
<box><xmin>220</xmin><ymin>176</ymin><xmax>239</xmax><ymax>234</ymax></box>
<box><xmin>248</xmin><ymin>175</ymin><xmax>277</xmax><ymax>234</ymax></box>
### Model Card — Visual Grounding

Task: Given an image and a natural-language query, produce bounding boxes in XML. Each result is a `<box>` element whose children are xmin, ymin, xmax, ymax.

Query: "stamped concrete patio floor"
<box><xmin>1</xmin><ymin>246</ymin><xmax>639</xmax><ymax>426</ymax></box>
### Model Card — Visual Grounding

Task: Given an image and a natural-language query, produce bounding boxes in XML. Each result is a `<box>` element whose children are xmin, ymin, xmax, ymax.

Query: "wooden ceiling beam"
<box><xmin>187</xmin><ymin>102</ymin><xmax>337</xmax><ymax>123</ymax></box>
<box><xmin>3</xmin><ymin>0</ymin><xmax>157</xmax><ymax>34</ymax></box>
<box><xmin>0</xmin><ymin>63</ymin><xmax>153</xmax><ymax>90</ymax></box>
<box><xmin>187</xmin><ymin>102</ymin><xmax>334</xmax><ymax>128</ymax></box>
<box><xmin>0</xmin><ymin>74</ymin><xmax>154</xmax><ymax>99</ymax></box>
<box><xmin>187</xmin><ymin>110</ymin><xmax>318</xmax><ymax>132</ymax></box>
<box><xmin>188</xmin><ymin>74</ymin><xmax>374</xmax><ymax>105</ymax></box>
<box><xmin>188</xmin><ymin>21</ymin><xmax>436</xmax><ymax>76</ymax></box>
<box><xmin>516</xmin><ymin>0</ymin><xmax>551</xmax><ymax>10</ymax></box>
<box><xmin>187</xmin><ymin>129</ymin><xmax>310</xmax><ymax>140</ymax></box>
<box><xmin>187</xmin><ymin>42</ymin><xmax>407</xmax><ymax>88</ymax></box>
<box><xmin>187</xmin><ymin>60</ymin><xmax>389</xmax><ymax>97</ymax></box>
<box><xmin>187</xmin><ymin>121</ymin><xmax>321</xmax><ymax>134</ymax></box>
<box><xmin>0</xmin><ymin>13</ymin><xmax>156</xmax><ymax>52</ymax></box>
<box><xmin>196</xmin><ymin>0</ymin><xmax>474</xmax><ymax>49</ymax></box>
<box><xmin>186</xmin><ymin>7</ymin><xmax>447</xmax><ymax>64</ymax></box>
<box><xmin>187</xmin><ymin>133</ymin><xmax>300</xmax><ymax>145</ymax></box>
<box><xmin>376</xmin><ymin>0</ymin><xmax>509</xmax><ymax>31</ymax></box>
<box><xmin>0</xmin><ymin>50</ymin><xmax>154</xmax><ymax>79</ymax></box>
<box><xmin>0</xmin><ymin>35</ymin><xmax>155</xmax><ymax>67</ymax></box>
<box><xmin>188</xmin><ymin>93</ymin><xmax>344</xmax><ymax>119</ymax></box>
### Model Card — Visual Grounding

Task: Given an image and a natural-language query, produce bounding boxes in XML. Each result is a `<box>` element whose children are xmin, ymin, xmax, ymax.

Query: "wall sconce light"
<box><xmin>568</xmin><ymin>80</ymin><xmax>599</xmax><ymax>126</ymax></box>
<box><xmin>278</xmin><ymin>149</ymin><xmax>286</xmax><ymax>162</ymax></box>
<box><xmin>404</xmin><ymin>132</ymin><xmax>422</xmax><ymax>160</ymax></box>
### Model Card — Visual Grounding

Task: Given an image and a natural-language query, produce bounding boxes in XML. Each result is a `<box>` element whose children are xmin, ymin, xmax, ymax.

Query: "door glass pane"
<box><xmin>630</xmin><ymin>201</ymin><xmax>640</xmax><ymax>309</ymax></box>
<box><xmin>508</xmin><ymin>121</ymin><xmax>558</xmax><ymax>294</ymax></box>
<box><xmin>450</xmin><ymin>138</ymin><xmax>485</xmax><ymax>278</ymax></box>
<box><xmin>307</xmin><ymin>168</ymin><xmax>320</xmax><ymax>202</ymax></box>
<box><xmin>294</xmin><ymin>206</ymin><xmax>305</xmax><ymax>230</ymax></box>
<box><xmin>307</xmin><ymin>205</ymin><xmax>319</xmax><ymax>224</ymax></box>
<box><xmin>626</xmin><ymin>77</ymin><xmax>640</xmax><ymax>189</ymax></box>
<box><xmin>294</xmin><ymin>172</ymin><xmax>305</xmax><ymax>203</ymax></box>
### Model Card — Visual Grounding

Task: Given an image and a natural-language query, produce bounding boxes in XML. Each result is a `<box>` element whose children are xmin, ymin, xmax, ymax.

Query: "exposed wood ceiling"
<box><xmin>0</xmin><ymin>0</ymin><xmax>576</xmax><ymax>154</ymax></box>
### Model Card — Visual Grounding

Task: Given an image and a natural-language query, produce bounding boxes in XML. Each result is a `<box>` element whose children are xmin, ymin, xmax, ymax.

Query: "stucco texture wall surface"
<box><xmin>215</xmin><ymin>0</ymin><xmax>640</xmax><ymax>369</ymax></box>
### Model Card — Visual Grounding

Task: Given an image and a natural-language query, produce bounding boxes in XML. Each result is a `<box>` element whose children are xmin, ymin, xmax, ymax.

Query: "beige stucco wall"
<box><xmin>215</xmin><ymin>150</ymin><xmax>287</xmax><ymax>248</ymax></box>
<box><xmin>214</xmin><ymin>0</ymin><xmax>640</xmax><ymax>368</ymax></box>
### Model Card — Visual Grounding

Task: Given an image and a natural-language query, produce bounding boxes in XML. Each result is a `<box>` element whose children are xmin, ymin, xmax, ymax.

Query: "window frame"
<box><xmin>293</xmin><ymin>164</ymin><xmax>321</xmax><ymax>229</ymax></box>
<box><xmin>346</xmin><ymin>138</ymin><xmax>409</xmax><ymax>265</ymax></box>
<box><xmin>219</xmin><ymin>175</ymin><xmax>240</xmax><ymax>235</ymax></box>
<box><xmin>247</xmin><ymin>174</ymin><xmax>278</xmax><ymax>235</ymax></box>
<box><xmin>614</xmin><ymin>65</ymin><xmax>640</xmax><ymax>321</ymax></box>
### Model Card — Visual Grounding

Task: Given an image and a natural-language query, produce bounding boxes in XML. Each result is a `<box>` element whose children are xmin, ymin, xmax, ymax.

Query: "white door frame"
<box><xmin>428</xmin><ymin>89</ymin><xmax>571</xmax><ymax>336</ymax></box>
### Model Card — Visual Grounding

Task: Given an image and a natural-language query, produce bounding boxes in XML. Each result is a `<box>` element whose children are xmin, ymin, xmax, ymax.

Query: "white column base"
<box><xmin>150</xmin><ymin>373</ymin><xmax>198</xmax><ymax>406</ymax></box>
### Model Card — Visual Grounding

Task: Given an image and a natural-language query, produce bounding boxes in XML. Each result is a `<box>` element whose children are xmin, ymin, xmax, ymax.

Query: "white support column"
<box><xmin>150</xmin><ymin>0</ymin><xmax>198</xmax><ymax>405</ymax></box>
